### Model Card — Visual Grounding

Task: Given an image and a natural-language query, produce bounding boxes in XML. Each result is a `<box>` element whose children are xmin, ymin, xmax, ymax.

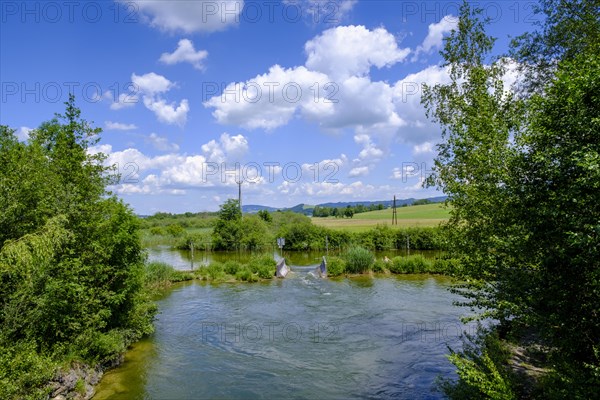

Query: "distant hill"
<box><xmin>242</xmin><ymin>196</ymin><xmax>447</xmax><ymax>215</ymax></box>
<box><xmin>241</xmin><ymin>204</ymin><xmax>279</xmax><ymax>213</ymax></box>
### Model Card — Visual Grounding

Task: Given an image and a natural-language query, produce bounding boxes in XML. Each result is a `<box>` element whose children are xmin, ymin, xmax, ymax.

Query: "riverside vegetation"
<box><xmin>422</xmin><ymin>1</ymin><xmax>600</xmax><ymax>397</ymax></box>
<box><xmin>142</xmin><ymin>199</ymin><xmax>447</xmax><ymax>253</ymax></box>
<box><xmin>0</xmin><ymin>97</ymin><xmax>158</xmax><ymax>399</ymax></box>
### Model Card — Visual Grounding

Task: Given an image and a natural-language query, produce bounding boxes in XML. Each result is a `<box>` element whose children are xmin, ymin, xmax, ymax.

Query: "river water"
<box><xmin>94</xmin><ymin>249</ymin><xmax>471</xmax><ymax>399</ymax></box>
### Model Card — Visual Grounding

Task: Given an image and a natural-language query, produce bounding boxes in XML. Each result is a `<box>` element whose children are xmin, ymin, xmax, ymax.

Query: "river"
<box><xmin>94</xmin><ymin>249</ymin><xmax>471</xmax><ymax>399</ymax></box>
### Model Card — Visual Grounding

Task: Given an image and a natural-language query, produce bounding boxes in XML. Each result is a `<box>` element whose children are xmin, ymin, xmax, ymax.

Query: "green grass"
<box><xmin>312</xmin><ymin>203</ymin><xmax>450</xmax><ymax>231</ymax></box>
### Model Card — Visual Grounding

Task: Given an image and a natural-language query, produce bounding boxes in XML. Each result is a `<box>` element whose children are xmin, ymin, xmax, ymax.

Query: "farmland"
<box><xmin>311</xmin><ymin>203</ymin><xmax>450</xmax><ymax>231</ymax></box>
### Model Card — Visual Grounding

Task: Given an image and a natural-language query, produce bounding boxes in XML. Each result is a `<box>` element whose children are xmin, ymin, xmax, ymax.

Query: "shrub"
<box><xmin>174</xmin><ymin>232</ymin><xmax>212</xmax><ymax>250</ymax></box>
<box><xmin>256</xmin><ymin>265</ymin><xmax>274</xmax><ymax>279</ymax></box>
<box><xmin>326</xmin><ymin>256</ymin><xmax>346</xmax><ymax>276</ymax></box>
<box><xmin>440</xmin><ymin>328</ymin><xmax>516</xmax><ymax>399</ymax></box>
<box><xmin>372</xmin><ymin>259</ymin><xmax>387</xmax><ymax>273</ymax></box>
<box><xmin>205</xmin><ymin>263</ymin><xmax>225</xmax><ymax>281</ymax></box>
<box><xmin>166</xmin><ymin>224</ymin><xmax>186</xmax><ymax>237</ymax></box>
<box><xmin>0</xmin><ymin>340</ymin><xmax>56</xmax><ymax>400</ymax></box>
<box><xmin>149</xmin><ymin>226</ymin><xmax>166</xmax><ymax>235</ymax></box>
<box><xmin>247</xmin><ymin>254</ymin><xmax>276</xmax><ymax>274</ymax></box>
<box><xmin>389</xmin><ymin>255</ymin><xmax>432</xmax><ymax>274</ymax></box>
<box><xmin>145</xmin><ymin>262</ymin><xmax>190</xmax><ymax>287</ymax></box>
<box><xmin>235</xmin><ymin>268</ymin><xmax>258</xmax><ymax>282</ymax></box>
<box><xmin>223</xmin><ymin>260</ymin><xmax>242</xmax><ymax>275</ymax></box>
<box><xmin>432</xmin><ymin>258</ymin><xmax>460</xmax><ymax>275</ymax></box>
<box><xmin>344</xmin><ymin>247</ymin><xmax>375</xmax><ymax>273</ymax></box>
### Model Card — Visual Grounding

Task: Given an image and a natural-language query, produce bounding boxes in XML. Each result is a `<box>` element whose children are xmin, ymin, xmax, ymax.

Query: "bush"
<box><xmin>223</xmin><ymin>260</ymin><xmax>242</xmax><ymax>275</ymax></box>
<box><xmin>372</xmin><ymin>259</ymin><xmax>387</xmax><ymax>273</ymax></box>
<box><xmin>149</xmin><ymin>226</ymin><xmax>166</xmax><ymax>235</ymax></box>
<box><xmin>235</xmin><ymin>268</ymin><xmax>258</xmax><ymax>282</ymax></box>
<box><xmin>166</xmin><ymin>224</ymin><xmax>186</xmax><ymax>237</ymax></box>
<box><xmin>344</xmin><ymin>247</ymin><xmax>374</xmax><ymax>273</ymax></box>
<box><xmin>432</xmin><ymin>258</ymin><xmax>460</xmax><ymax>275</ymax></box>
<box><xmin>247</xmin><ymin>254</ymin><xmax>276</xmax><ymax>274</ymax></box>
<box><xmin>0</xmin><ymin>340</ymin><xmax>56</xmax><ymax>400</ymax></box>
<box><xmin>257</xmin><ymin>265</ymin><xmax>274</xmax><ymax>279</ymax></box>
<box><xmin>440</xmin><ymin>328</ymin><xmax>516</xmax><ymax>399</ymax></box>
<box><xmin>174</xmin><ymin>232</ymin><xmax>212</xmax><ymax>250</ymax></box>
<box><xmin>205</xmin><ymin>263</ymin><xmax>225</xmax><ymax>281</ymax></box>
<box><xmin>326</xmin><ymin>256</ymin><xmax>346</xmax><ymax>276</ymax></box>
<box><xmin>74</xmin><ymin>329</ymin><xmax>127</xmax><ymax>363</ymax></box>
<box><xmin>389</xmin><ymin>255</ymin><xmax>432</xmax><ymax>274</ymax></box>
<box><xmin>145</xmin><ymin>262</ymin><xmax>191</xmax><ymax>287</ymax></box>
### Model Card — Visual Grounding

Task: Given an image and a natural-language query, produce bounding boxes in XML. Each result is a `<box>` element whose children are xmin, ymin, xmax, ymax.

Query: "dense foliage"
<box><xmin>195</xmin><ymin>254</ymin><xmax>277</xmax><ymax>282</ymax></box>
<box><xmin>170</xmin><ymin>207</ymin><xmax>445</xmax><ymax>252</ymax></box>
<box><xmin>344</xmin><ymin>247</ymin><xmax>375</xmax><ymax>274</ymax></box>
<box><xmin>423</xmin><ymin>1</ymin><xmax>600</xmax><ymax>396</ymax></box>
<box><xmin>0</xmin><ymin>97</ymin><xmax>156</xmax><ymax>399</ymax></box>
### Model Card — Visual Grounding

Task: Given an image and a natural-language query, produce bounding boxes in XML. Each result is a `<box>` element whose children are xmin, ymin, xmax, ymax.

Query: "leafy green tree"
<box><xmin>257</xmin><ymin>209</ymin><xmax>272</xmax><ymax>222</ymax></box>
<box><xmin>423</xmin><ymin>0</ymin><xmax>600</xmax><ymax>396</ymax></box>
<box><xmin>422</xmin><ymin>0</ymin><xmax>523</xmax><ymax>323</ymax></box>
<box><xmin>344</xmin><ymin>206</ymin><xmax>354</xmax><ymax>218</ymax></box>
<box><xmin>412</xmin><ymin>199</ymin><xmax>431</xmax><ymax>206</ymax></box>
<box><xmin>331</xmin><ymin>207</ymin><xmax>339</xmax><ymax>218</ymax></box>
<box><xmin>509</xmin><ymin>0</ymin><xmax>600</xmax><ymax>95</ymax></box>
<box><xmin>511</xmin><ymin>42</ymin><xmax>600</xmax><ymax>387</ymax></box>
<box><xmin>212</xmin><ymin>199</ymin><xmax>242</xmax><ymax>250</ymax></box>
<box><xmin>276</xmin><ymin>213</ymin><xmax>320</xmax><ymax>250</ymax></box>
<box><xmin>0</xmin><ymin>96</ymin><xmax>155</xmax><ymax>398</ymax></box>
<box><xmin>240</xmin><ymin>215</ymin><xmax>270</xmax><ymax>250</ymax></box>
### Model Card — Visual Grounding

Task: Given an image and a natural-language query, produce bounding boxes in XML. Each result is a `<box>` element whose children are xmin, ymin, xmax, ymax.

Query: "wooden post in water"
<box><xmin>191</xmin><ymin>242</ymin><xmax>194</xmax><ymax>271</ymax></box>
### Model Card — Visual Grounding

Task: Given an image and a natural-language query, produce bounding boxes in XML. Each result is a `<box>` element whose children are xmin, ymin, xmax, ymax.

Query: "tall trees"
<box><xmin>514</xmin><ymin>42</ymin><xmax>600</xmax><ymax>382</ymax></box>
<box><xmin>0</xmin><ymin>96</ymin><xmax>155</xmax><ymax>399</ymax></box>
<box><xmin>423</xmin><ymin>0</ymin><xmax>600</xmax><ymax>396</ymax></box>
<box><xmin>212</xmin><ymin>199</ymin><xmax>243</xmax><ymax>250</ymax></box>
<box><xmin>422</xmin><ymin>0</ymin><xmax>523</xmax><ymax>322</ymax></box>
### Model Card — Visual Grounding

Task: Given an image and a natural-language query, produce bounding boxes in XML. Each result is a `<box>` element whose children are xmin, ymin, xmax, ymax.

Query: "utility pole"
<box><xmin>392</xmin><ymin>195</ymin><xmax>398</xmax><ymax>225</ymax></box>
<box><xmin>237</xmin><ymin>179</ymin><xmax>243</xmax><ymax>214</ymax></box>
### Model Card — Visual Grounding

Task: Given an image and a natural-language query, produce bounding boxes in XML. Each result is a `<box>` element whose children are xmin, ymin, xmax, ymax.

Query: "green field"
<box><xmin>311</xmin><ymin>203</ymin><xmax>450</xmax><ymax>231</ymax></box>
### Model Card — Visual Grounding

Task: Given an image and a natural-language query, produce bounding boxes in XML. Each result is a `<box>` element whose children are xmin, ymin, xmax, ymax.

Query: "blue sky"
<box><xmin>0</xmin><ymin>0</ymin><xmax>536</xmax><ymax>214</ymax></box>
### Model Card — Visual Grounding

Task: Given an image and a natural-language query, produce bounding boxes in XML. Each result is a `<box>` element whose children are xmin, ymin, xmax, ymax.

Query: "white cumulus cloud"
<box><xmin>125</xmin><ymin>0</ymin><xmax>243</xmax><ymax>33</ymax></box>
<box><xmin>131</xmin><ymin>72</ymin><xmax>189</xmax><ymax>126</ymax></box>
<box><xmin>143</xmin><ymin>97</ymin><xmax>190</xmax><ymax>126</ymax></box>
<box><xmin>205</xmin><ymin>65</ymin><xmax>333</xmax><ymax>130</ymax></box>
<box><xmin>349</xmin><ymin>166</ymin><xmax>369</xmax><ymax>177</ymax></box>
<box><xmin>205</xmin><ymin>25</ymin><xmax>411</xmax><ymax>132</ymax></box>
<box><xmin>201</xmin><ymin>133</ymin><xmax>249</xmax><ymax>163</ymax></box>
<box><xmin>159</xmin><ymin>39</ymin><xmax>208</xmax><ymax>70</ymax></box>
<box><xmin>105</xmin><ymin>121</ymin><xmax>137</xmax><ymax>131</ymax></box>
<box><xmin>146</xmin><ymin>133</ymin><xmax>180</xmax><ymax>152</ymax></box>
<box><xmin>413</xmin><ymin>15</ymin><xmax>457</xmax><ymax>61</ymax></box>
<box><xmin>305</xmin><ymin>25</ymin><xmax>410</xmax><ymax>80</ymax></box>
<box><xmin>132</xmin><ymin>72</ymin><xmax>173</xmax><ymax>95</ymax></box>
